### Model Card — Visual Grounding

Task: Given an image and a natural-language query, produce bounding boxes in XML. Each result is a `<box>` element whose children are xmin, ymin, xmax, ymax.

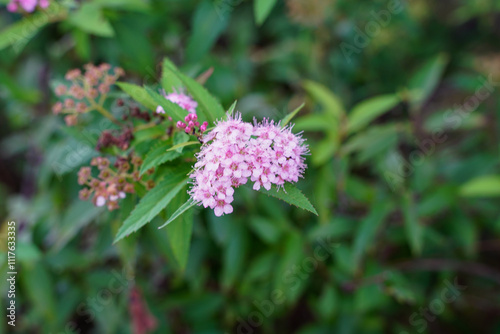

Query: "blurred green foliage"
<box><xmin>1</xmin><ymin>0</ymin><xmax>500</xmax><ymax>333</ymax></box>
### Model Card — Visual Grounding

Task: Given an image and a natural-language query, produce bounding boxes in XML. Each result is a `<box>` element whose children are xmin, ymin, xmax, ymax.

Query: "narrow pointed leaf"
<box><xmin>303</xmin><ymin>80</ymin><xmax>345</xmax><ymax>120</ymax></box>
<box><xmin>402</xmin><ymin>191</ymin><xmax>423</xmax><ymax>256</ymax></box>
<box><xmin>145</xmin><ymin>86</ymin><xmax>186</xmax><ymax>122</ymax></box>
<box><xmin>140</xmin><ymin>141</ymin><xmax>181</xmax><ymax>175</ymax></box>
<box><xmin>167</xmin><ymin>141</ymin><xmax>200</xmax><ymax>152</ymax></box>
<box><xmin>227</xmin><ymin>100</ymin><xmax>238</xmax><ymax>118</ymax></box>
<box><xmin>158</xmin><ymin>199</ymin><xmax>197</xmax><ymax>229</ymax></box>
<box><xmin>254</xmin><ymin>0</ymin><xmax>277</xmax><ymax>25</ymax></box>
<box><xmin>408</xmin><ymin>53</ymin><xmax>449</xmax><ymax>111</ymax></box>
<box><xmin>347</xmin><ymin>94</ymin><xmax>400</xmax><ymax>134</ymax></box>
<box><xmin>164</xmin><ymin>188</ymin><xmax>193</xmax><ymax>270</ymax></box>
<box><xmin>281</xmin><ymin>102</ymin><xmax>305</xmax><ymax>128</ymax></box>
<box><xmin>117</xmin><ymin>82</ymin><xmax>157</xmax><ymax>111</ymax></box>
<box><xmin>114</xmin><ymin>173</ymin><xmax>188</xmax><ymax>242</ymax></box>
<box><xmin>459</xmin><ymin>175</ymin><xmax>500</xmax><ymax>197</ymax></box>
<box><xmin>352</xmin><ymin>201</ymin><xmax>392</xmax><ymax>272</ymax></box>
<box><xmin>161</xmin><ymin>58</ymin><xmax>225</xmax><ymax>123</ymax></box>
<box><xmin>254</xmin><ymin>183</ymin><xmax>318</xmax><ymax>215</ymax></box>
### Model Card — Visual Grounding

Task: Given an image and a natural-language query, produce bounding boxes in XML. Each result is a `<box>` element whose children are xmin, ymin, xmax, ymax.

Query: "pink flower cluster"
<box><xmin>189</xmin><ymin>113</ymin><xmax>308</xmax><ymax>217</ymax></box>
<box><xmin>7</xmin><ymin>0</ymin><xmax>48</xmax><ymax>12</ymax></box>
<box><xmin>177</xmin><ymin>113</ymin><xmax>208</xmax><ymax>135</ymax></box>
<box><xmin>156</xmin><ymin>91</ymin><xmax>198</xmax><ymax>115</ymax></box>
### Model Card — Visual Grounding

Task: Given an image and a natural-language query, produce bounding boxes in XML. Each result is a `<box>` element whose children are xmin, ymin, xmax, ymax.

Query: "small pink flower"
<box><xmin>95</xmin><ymin>196</ymin><xmax>106</xmax><ymax>207</ymax></box>
<box><xmin>214</xmin><ymin>199</ymin><xmax>233</xmax><ymax>217</ymax></box>
<box><xmin>19</xmin><ymin>0</ymin><xmax>37</xmax><ymax>12</ymax></box>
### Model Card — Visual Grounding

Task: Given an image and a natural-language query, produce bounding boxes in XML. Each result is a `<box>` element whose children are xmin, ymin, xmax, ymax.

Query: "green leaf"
<box><xmin>303</xmin><ymin>80</ymin><xmax>345</xmax><ymax>120</ymax></box>
<box><xmin>459</xmin><ymin>175</ymin><xmax>500</xmax><ymax>197</ymax></box>
<box><xmin>254</xmin><ymin>0</ymin><xmax>278</xmax><ymax>25</ymax></box>
<box><xmin>408</xmin><ymin>53</ymin><xmax>449</xmax><ymax>111</ymax></box>
<box><xmin>254</xmin><ymin>183</ymin><xmax>318</xmax><ymax>215</ymax></box>
<box><xmin>186</xmin><ymin>0</ymin><xmax>229</xmax><ymax>63</ymax></box>
<box><xmin>145</xmin><ymin>86</ymin><xmax>186</xmax><ymax>122</ymax></box>
<box><xmin>164</xmin><ymin>187</ymin><xmax>194</xmax><ymax>271</ymax></box>
<box><xmin>311</xmin><ymin>136</ymin><xmax>337</xmax><ymax>166</ymax></box>
<box><xmin>222</xmin><ymin>220</ymin><xmax>248</xmax><ymax>289</ymax></box>
<box><xmin>167</xmin><ymin>141</ymin><xmax>200</xmax><ymax>152</ymax></box>
<box><xmin>281</xmin><ymin>102</ymin><xmax>305</xmax><ymax>128</ymax></box>
<box><xmin>173</xmin><ymin>131</ymin><xmax>190</xmax><ymax>153</ymax></box>
<box><xmin>67</xmin><ymin>3</ymin><xmax>114</xmax><ymax>37</ymax></box>
<box><xmin>352</xmin><ymin>200</ymin><xmax>392</xmax><ymax>273</ymax></box>
<box><xmin>161</xmin><ymin>58</ymin><xmax>225</xmax><ymax>123</ymax></box>
<box><xmin>347</xmin><ymin>94</ymin><xmax>400</xmax><ymax>134</ymax></box>
<box><xmin>0</xmin><ymin>2</ymin><xmax>66</xmax><ymax>52</ymax></box>
<box><xmin>116</xmin><ymin>82</ymin><xmax>157</xmax><ymax>111</ymax></box>
<box><xmin>132</xmin><ymin>125</ymin><xmax>166</xmax><ymax>144</ymax></box>
<box><xmin>274</xmin><ymin>232</ymin><xmax>307</xmax><ymax>304</ymax></box>
<box><xmin>158</xmin><ymin>199</ymin><xmax>197</xmax><ymax>229</ymax></box>
<box><xmin>52</xmin><ymin>200</ymin><xmax>103</xmax><ymax>251</ymax></box>
<box><xmin>114</xmin><ymin>172</ymin><xmax>188</xmax><ymax>242</ymax></box>
<box><xmin>293</xmin><ymin>114</ymin><xmax>331</xmax><ymax>132</ymax></box>
<box><xmin>93</xmin><ymin>0</ymin><xmax>150</xmax><ymax>11</ymax></box>
<box><xmin>140</xmin><ymin>141</ymin><xmax>181</xmax><ymax>176</ymax></box>
<box><xmin>227</xmin><ymin>100</ymin><xmax>238</xmax><ymax>118</ymax></box>
<box><xmin>21</xmin><ymin>262</ymin><xmax>57</xmax><ymax>325</ymax></box>
<box><xmin>402</xmin><ymin>191</ymin><xmax>423</xmax><ymax>256</ymax></box>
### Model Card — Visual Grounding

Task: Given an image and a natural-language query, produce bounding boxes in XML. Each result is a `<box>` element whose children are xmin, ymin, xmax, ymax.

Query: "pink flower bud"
<box><xmin>65</xmin><ymin>69</ymin><xmax>81</xmax><ymax>81</ymax></box>
<box><xmin>6</xmin><ymin>2</ymin><xmax>18</xmax><ymax>12</ymax></box>
<box><xmin>177</xmin><ymin>121</ymin><xmax>186</xmax><ymax>129</ymax></box>
<box><xmin>64</xmin><ymin>99</ymin><xmax>75</xmax><ymax>108</ymax></box>
<box><xmin>184</xmin><ymin>115</ymin><xmax>190</xmax><ymax>123</ymax></box>
<box><xmin>188</xmin><ymin>121</ymin><xmax>194</xmax><ymax>127</ymax></box>
<box><xmin>55</xmin><ymin>85</ymin><xmax>67</xmax><ymax>96</ymax></box>
<box><xmin>64</xmin><ymin>115</ymin><xmax>78</xmax><ymax>126</ymax></box>
<box><xmin>52</xmin><ymin>102</ymin><xmax>63</xmax><ymax>114</ymax></box>
<box><xmin>185</xmin><ymin>127</ymin><xmax>192</xmax><ymax>133</ymax></box>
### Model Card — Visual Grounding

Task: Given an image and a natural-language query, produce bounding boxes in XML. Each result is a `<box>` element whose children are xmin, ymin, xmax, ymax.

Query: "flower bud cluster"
<box><xmin>78</xmin><ymin>155</ymin><xmax>154</xmax><ymax>211</ymax></box>
<box><xmin>176</xmin><ymin>113</ymin><xmax>208</xmax><ymax>135</ymax></box>
<box><xmin>189</xmin><ymin>113</ymin><xmax>308</xmax><ymax>217</ymax></box>
<box><xmin>52</xmin><ymin>64</ymin><xmax>124</xmax><ymax>126</ymax></box>
<box><xmin>7</xmin><ymin>0</ymin><xmax>48</xmax><ymax>13</ymax></box>
<box><xmin>96</xmin><ymin>128</ymin><xmax>134</xmax><ymax>151</ymax></box>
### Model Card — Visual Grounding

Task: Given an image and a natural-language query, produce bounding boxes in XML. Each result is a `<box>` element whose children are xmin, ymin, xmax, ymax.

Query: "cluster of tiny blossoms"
<box><xmin>78</xmin><ymin>156</ymin><xmax>154</xmax><ymax>211</ymax></box>
<box><xmin>52</xmin><ymin>64</ymin><xmax>124</xmax><ymax>126</ymax></box>
<box><xmin>189</xmin><ymin>113</ymin><xmax>308</xmax><ymax>216</ymax></box>
<box><xmin>7</xmin><ymin>0</ymin><xmax>48</xmax><ymax>12</ymax></box>
<box><xmin>177</xmin><ymin>113</ymin><xmax>208</xmax><ymax>135</ymax></box>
